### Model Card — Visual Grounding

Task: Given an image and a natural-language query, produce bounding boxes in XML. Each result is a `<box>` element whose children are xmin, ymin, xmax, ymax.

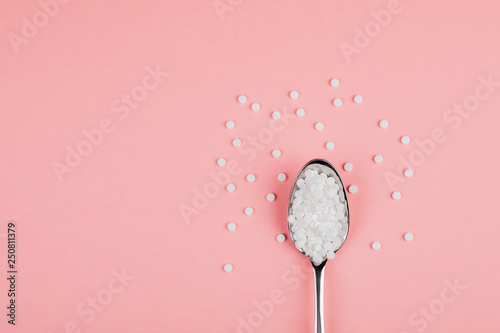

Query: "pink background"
<box><xmin>1</xmin><ymin>0</ymin><xmax>500</xmax><ymax>332</ymax></box>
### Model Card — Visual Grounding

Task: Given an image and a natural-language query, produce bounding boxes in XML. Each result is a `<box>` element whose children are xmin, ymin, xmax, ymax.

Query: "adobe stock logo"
<box><xmin>7</xmin><ymin>0</ymin><xmax>73</xmax><ymax>54</ymax></box>
<box><xmin>51</xmin><ymin>65</ymin><xmax>168</xmax><ymax>182</ymax></box>
<box><xmin>235</xmin><ymin>261</ymin><xmax>310</xmax><ymax>333</ymax></box>
<box><xmin>340</xmin><ymin>0</ymin><xmax>403</xmax><ymax>63</ymax></box>
<box><xmin>213</xmin><ymin>0</ymin><xmax>244</xmax><ymax>21</ymax></box>
<box><xmin>400</xmin><ymin>278</ymin><xmax>467</xmax><ymax>333</ymax></box>
<box><xmin>385</xmin><ymin>74</ymin><xmax>499</xmax><ymax>190</ymax></box>
<box><xmin>48</xmin><ymin>268</ymin><xmax>134</xmax><ymax>333</ymax></box>
<box><xmin>178</xmin><ymin>106</ymin><xmax>295</xmax><ymax>224</ymax></box>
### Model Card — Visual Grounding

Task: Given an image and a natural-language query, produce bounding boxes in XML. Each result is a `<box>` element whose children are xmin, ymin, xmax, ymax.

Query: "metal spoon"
<box><xmin>287</xmin><ymin>159</ymin><xmax>350</xmax><ymax>333</ymax></box>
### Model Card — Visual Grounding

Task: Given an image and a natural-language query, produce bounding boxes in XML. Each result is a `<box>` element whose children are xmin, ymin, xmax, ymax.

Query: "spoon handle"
<box><xmin>313</xmin><ymin>261</ymin><xmax>327</xmax><ymax>333</ymax></box>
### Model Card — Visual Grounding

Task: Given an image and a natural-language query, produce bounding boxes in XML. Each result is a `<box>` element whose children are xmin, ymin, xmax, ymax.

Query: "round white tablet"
<box><xmin>392</xmin><ymin>191</ymin><xmax>402</xmax><ymax>200</ymax></box>
<box><xmin>232</xmin><ymin>139</ymin><xmax>242</xmax><ymax>147</ymax></box>
<box><xmin>401</xmin><ymin>136</ymin><xmax>410</xmax><ymax>144</ymax></box>
<box><xmin>238</xmin><ymin>95</ymin><xmax>247</xmax><ymax>104</ymax></box>
<box><xmin>225</xmin><ymin>120</ymin><xmax>235</xmax><ymax>129</ymax></box>
<box><xmin>379</xmin><ymin>120</ymin><xmax>389</xmax><ymax>128</ymax></box>
<box><xmin>277</xmin><ymin>234</ymin><xmax>286</xmax><ymax>242</ymax></box>
<box><xmin>333</xmin><ymin>98</ymin><xmax>342</xmax><ymax>107</ymax></box>
<box><xmin>223</xmin><ymin>264</ymin><xmax>233</xmax><ymax>272</ymax></box>
<box><xmin>344</xmin><ymin>163</ymin><xmax>353</xmax><ymax>172</ymax></box>
<box><xmin>226</xmin><ymin>184</ymin><xmax>235</xmax><ymax>192</ymax></box>
<box><xmin>266</xmin><ymin>193</ymin><xmax>276</xmax><ymax>202</ymax></box>
<box><xmin>227</xmin><ymin>222</ymin><xmax>236</xmax><ymax>231</ymax></box>
<box><xmin>404</xmin><ymin>233</ymin><xmax>413</xmax><ymax>241</ymax></box>
<box><xmin>290</xmin><ymin>90</ymin><xmax>299</xmax><ymax>99</ymax></box>
<box><xmin>372</xmin><ymin>241</ymin><xmax>381</xmax><ymax>250</ymax></box>
<box><xmin>244</xmin><ymin>207</ymin><xmax>254</xmax><ymax>215</ymax></box>
<box><xmin>330</xmin><ymin>78</ymin><xmax>340</xmax><ymax>87</ymax></box>
<box><xmin>251</xmin><ymin>103</ymin><xmax>260</xmax><ymax>111</ymax></box>
<box><xmin>315</xmin><ymin>122</ymin><xmax>324</xmax><ymax>131</ymax></box>
<box><xmin>348</xmin><ymin>185</ymin><xmax>357</xmax><ymax>193</ymax></box>
<box><xmin>246</xmin><ymin>174</ymin><xmax>256</xmax><ymax>182</ymax></box>
<box><xmin>296</xmin><ymin>108</ymin><xmax>305</xmax><ymax>117</ymax></box>
<box><xmin>278</xmin><ymin>173</ymin><xmax>287</xmax><ymax>182</ymax></box>
<box><xmin>353</xmin><ymin>95</ymin><xmax>363</xmax><ymax>104</ymax></box>
<box><xmin>374</xmin><ymin>155</ymin><xmax>383</xmax><ymax>163</ymax></box>
<box><xmin>217</xmin><ymin>158</ymin><xmax>226</xmax><ymax>167</ymax></box>
<box><xmin>326</xmin><ymin>141</ymin><xmax>335</xmax><ymax>150</ymax></box>
<box><xmin>404</xmin><ymin>169</ymin><xmax>414</xmax><ymax>177</ymax></box>
<box><xmin>272</xmin><ymin>149</ymin><xmax>281</xmax><ymax>158</ymax></box>
<box><xmin>272</xmin><ymin>111</ymin><xmax>281</xmax><ymax>119</ymax></box>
